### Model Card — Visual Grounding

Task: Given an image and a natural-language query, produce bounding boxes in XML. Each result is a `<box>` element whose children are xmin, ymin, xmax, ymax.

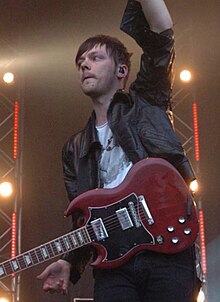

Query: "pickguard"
<box><xmin>88</xmin><ymin>193</ymin><xmax>154</xmax><ymax>262</ymax></box>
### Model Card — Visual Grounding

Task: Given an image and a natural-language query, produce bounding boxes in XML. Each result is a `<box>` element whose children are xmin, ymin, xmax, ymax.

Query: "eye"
<box><xmin>93</xmin><ymin>55</ymin><xmax>104</xmax><ymax>61</ymax></box>
<box><xmin>76</xmin><ymin>60</ymin><xmax>82</xmax><ymax>69</ymax></box>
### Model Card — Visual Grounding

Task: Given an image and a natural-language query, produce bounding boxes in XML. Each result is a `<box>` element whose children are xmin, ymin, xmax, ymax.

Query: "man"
<box><xmin>37</xmin><ymin>0</ymin><xmax>200</xmax><ymax>301</ymax></box>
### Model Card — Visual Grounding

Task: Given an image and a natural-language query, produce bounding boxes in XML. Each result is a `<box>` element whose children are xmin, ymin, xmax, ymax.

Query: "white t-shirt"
<box><xmin>96</xmin><ymin>122</ymin><xmax>133</xmax><ymax>188</ymax></box>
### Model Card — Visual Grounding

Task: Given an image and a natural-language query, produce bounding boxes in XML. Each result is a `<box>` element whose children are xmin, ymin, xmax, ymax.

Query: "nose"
<box><xmin>80</xmin><ymin>58</ymin><xmax>91</xmax><ymax>71</ymax></box>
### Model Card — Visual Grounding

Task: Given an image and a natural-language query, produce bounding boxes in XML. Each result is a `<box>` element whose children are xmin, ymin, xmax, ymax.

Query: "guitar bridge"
<box><xmin>138</xmin><ymin>195</ymin><xmax>154</xmax><ymax>225</ymax></box>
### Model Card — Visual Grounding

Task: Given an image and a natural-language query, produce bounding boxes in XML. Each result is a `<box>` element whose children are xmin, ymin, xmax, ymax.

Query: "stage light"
<box><xmin>197</xmin><ymin>288</ymin><xmax>205</xmax><ymax>302</ymax></box>
<box><xmin>0</xmin><ymin>297</ymin><xmax>10</xmax><ymax>302</ymax></box>
<box><xmin>13</xmin><ymin>101</ymin><xmax>19</xmax><ymax>160</ymax></box>
<box><xmin>0</xmin><ymin>290</ymin><xmax>11</xmax><ymax>302</ymax></box>
<box><xmin>199</xmin><ymin>209</ymin><xmax>207</xmax><ymax>275</ymax></box>
<box><xmin>11</xmin><ymin>212</ymin><xmax>17</xmax><ymax>258</ymax></box>
<box><xmin>180</xmin><ymin>70</ymin><xmax>192</xmax><ymax>82</ymax></box>
<box><xmin>3</xmin><ymin>72</ymin><xmax>14</xmax><ymax>84</ymax></box>
<box><xmin>0</xmin><ymin>181</ymin><xmax>13</xmax><ymax>198</ymax></box>
<box><xmin>193</xmin><ymin>102</ymin><xmax>200</xmax><ymax>162</ymax></box>
<box><xmin>190</xmin><ymin>179</ymin><xmax>198</xmax><ymax>193</ymax></box>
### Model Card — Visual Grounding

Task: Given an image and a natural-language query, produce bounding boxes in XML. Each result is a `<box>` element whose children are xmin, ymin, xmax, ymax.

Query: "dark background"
<box><xmin>0</xmin><ymin>0</ymin><xmax>220</xmax><ymax>301</ymax></box>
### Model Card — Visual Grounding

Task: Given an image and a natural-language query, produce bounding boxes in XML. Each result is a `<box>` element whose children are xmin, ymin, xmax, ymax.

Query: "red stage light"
<box><xmin>199</xmin><ymin>210</ymin><xmax>207</xmax><ymax>275</ymax></box>
<box><xmin>193</xmin><ymin>102</ymin><xmax>200</xmax><ymax>162</ymax></box>
<box><xmin>13</xmin><ymin>101</ymin><xmax>19</xmax><ymax>160</ymax></box>
<box><xmin>11</xmin><ymin>212</ymin><xmax>17</xmax><ymax>258</ymax></box>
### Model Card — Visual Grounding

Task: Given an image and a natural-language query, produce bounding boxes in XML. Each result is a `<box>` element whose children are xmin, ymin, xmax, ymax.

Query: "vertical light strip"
<box><xmin>11</xmin><ymin>212</ymin><xmax>17</xmax><ymax>259</ymax></box>
<box><xmin>193</xmin><ymin>102</ymin><xmax>200</xmax><ymax>162</ymax></box>
<box><xmin>13</xmin><ymin>100</ymin><xmax>19</xmax><ymax>160</ymax></box>
<box><xmin>199</xmin><ymin>209</ymin><xmax>207</xmax><ymax>275</ymax></box>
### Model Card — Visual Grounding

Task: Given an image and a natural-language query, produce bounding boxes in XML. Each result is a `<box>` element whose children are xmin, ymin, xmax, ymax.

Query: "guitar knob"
<box><xmin>167</xmin><ymin>226</ymin><xmax>175</xmax><ymax>232</ymax></box>
<box><xmin>184</xmin><ymin>228</ymin><xmax>192</xmax><ymax>235</ymax></box>
<box><xmin>178</xmin><ymin>216</ymin><xmax>186</xmax><ymax>224</ymax></box>
<box><xmin>171</xmin><ymin>237</ymin><xmax>179</xmax><ymax>244</ymax></box>
<box><xmin>156</xmin><ymin>235</ymin><xmax>164</xmax><ymax>245</ymax></box>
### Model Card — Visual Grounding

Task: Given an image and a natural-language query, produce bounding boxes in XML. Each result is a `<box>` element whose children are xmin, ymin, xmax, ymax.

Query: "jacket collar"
<box><xmin>107</xmin><ymin>90</ymin><xmax>132</xmax><ymax>115</ymax></box>
<box><xmin>79</xmin><ymin>111</ymin><xmax>100</xmax><ymax>158</ymax></box>
<box><xmin>79</xmin><ymin>90</ymin><xmax>132</xmax><ymax>158</ymax></box>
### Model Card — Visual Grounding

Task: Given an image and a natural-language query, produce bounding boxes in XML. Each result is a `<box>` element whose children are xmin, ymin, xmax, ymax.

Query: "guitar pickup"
<box><xmin>91</xmin><ymin>218</ymin><xmax>108</xmax><ymax>241</ymax></box>
<box><xmin>116</xmin><ymin>208</ymin><xmax>133</xmax><ymax>230</ymax></box>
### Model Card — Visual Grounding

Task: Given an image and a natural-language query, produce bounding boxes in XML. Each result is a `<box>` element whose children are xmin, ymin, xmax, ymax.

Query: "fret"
<box><xmin>50</xmin><ymin>242</ymin><xmax>60</xmax><ymax>256</ymax></box>
<box><xmin>35</xmin><ymin>247</ymin><xmax>44</xmax><ymax>262</ymax></box>
<box><xmin>66</xmin><ymin>234</ymin><xmax>73</xmax><ymax>248</ymax></box>
<box><xmin>72</xmin><ymin>232</ymin><xmax>80</xmax><ymax>247</ymax></box>
<box><xmin>84</xmin><ymin>227</ymin><xmax>91</xmax><ymax>243</ymax></box>
<box><xmin>4</xmin><ymin>261</ymin><xmax>13</xmax><ymax>275</ymax></box>
<box><xmin>65</xmin><ymin>234</ymin><xmax>73</xmax><ymax>249</ymax></box>
<box><xmin>58</xmin><ymin>237</ymin><xmax>68</xmax><ymax>253</ymax></box>
<box><xmin>1</xmin><ymin>227</ymin><xmax>91</xmax><ymax>281</ymax></box>
<box><xmin>45</xmin><ymin>243</ymin><xmax>54</xmax><ymax>257</ymax></box>
<box><xmin>17</xmin><ymin>255</ymin><xmax>27</xmax><ymax>270</ymax></box>
<box><xmin>29</xmin><ymin>250</ymin><xmax>38</xmax><ymax>265</ymax></box>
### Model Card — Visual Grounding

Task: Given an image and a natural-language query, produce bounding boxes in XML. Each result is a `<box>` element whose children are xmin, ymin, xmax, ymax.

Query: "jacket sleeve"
<box><xmin>61</xmin><ymin>137</ymin><xmax>93</xmax><ymax>284</ymax></box>
<box><xmin>120</xmin><ymin>0</ymin><xmax>175</xmax><ymax>109</ymax></box>
<box><xmin>120</xmin><ymin>1</ymin><xmax>196</xmax><ymax>184</ymax></box>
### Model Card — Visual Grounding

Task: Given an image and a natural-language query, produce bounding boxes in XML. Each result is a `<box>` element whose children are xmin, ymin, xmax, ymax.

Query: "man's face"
<box><xmin>77</xmin><ymin>44</ymin><xmax>119</xmax><ymax>98</ymax></box>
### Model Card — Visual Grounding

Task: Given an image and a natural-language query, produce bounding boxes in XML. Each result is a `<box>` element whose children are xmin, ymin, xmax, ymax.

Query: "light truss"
<box><xmin>0</xmin><ymin>60</ymin><xmax>23</xmax><ymax>302</ymax></box>
<box><xmin>173</xmin><ymin>21</ymin><xmax>207</xmax><ymax>301</ymax></box>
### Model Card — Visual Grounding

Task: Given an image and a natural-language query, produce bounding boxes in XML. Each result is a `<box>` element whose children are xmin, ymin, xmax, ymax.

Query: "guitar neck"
<box><xmin>0</xmin><ymin>226</ymin><xmax>91</xmax><ymax>280</ymax></box>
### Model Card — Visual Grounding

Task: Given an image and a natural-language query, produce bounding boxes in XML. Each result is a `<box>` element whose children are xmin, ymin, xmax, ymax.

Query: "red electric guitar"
<box><xmin>0</xmin><ymin>158</ymin><xmax>199</xmax><ymax>280</ymax></box>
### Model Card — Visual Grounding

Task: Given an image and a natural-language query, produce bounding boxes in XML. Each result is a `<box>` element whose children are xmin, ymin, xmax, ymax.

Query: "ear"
<box><xmin>116</xmin><ymin>64</ymin><xmax>128</xmax><ymax>79</ymax></box>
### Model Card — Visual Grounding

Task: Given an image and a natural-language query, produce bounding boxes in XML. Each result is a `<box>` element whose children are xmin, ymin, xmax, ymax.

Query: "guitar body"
<box><xmin>0</xmin><ymin>158</ymin><xmax>199</xmax><ymax>280</ymax></box>
<box><xmin>65</xmin><ymin>158</ymin><xmax>199</xmax><ymax>269</ymax></box>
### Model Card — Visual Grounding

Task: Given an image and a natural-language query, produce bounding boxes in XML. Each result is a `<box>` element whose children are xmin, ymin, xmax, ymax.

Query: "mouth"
<box><xmin>82</xmin><ymin>74</ymin><xmax>95</xmax><ymax>82</ymax></box>
<box><xmin>83</xmin><ymin>77</ymin><xmax>91</xmax><ymax>82</ymax></box>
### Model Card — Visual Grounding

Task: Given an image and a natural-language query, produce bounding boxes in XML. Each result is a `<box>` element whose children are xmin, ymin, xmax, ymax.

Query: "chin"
<box><xmin>81</xmin><ymin>86</ymin><xmax>99</xmax><ymax>97</ymax></box>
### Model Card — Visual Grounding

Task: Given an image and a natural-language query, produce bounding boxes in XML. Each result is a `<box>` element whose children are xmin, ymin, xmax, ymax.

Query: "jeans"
<box><xmin>93</xmin><ymin>249</ymin><xmax>200</xmax><ymax>302</ymax></box>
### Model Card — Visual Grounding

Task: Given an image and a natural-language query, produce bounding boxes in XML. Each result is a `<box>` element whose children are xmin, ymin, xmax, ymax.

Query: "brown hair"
<box><xmin>75</xmin><ymin>34</ymin><xmax>131</xmax><ymax>72</ymax></box>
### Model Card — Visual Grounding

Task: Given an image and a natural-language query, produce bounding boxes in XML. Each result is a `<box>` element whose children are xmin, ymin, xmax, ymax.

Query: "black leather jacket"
<box><xmin>62</xmin><ymin>0</ymin><xmax>196</xmax><ymax>283</ymax></box>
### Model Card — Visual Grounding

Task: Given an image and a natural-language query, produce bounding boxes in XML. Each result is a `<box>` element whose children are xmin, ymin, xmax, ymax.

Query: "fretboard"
<box><xmin>0</xmin><ymin>226</ymin><xmax>91</xmax><ymax>280</ymax></box>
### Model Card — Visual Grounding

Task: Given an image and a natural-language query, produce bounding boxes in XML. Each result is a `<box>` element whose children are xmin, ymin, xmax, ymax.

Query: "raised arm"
<box><xmin>136</xmin><ymin>0</ymin><xmax>173</xmax><ymax>32</ymax></box>
<box><xmin>120</xmin><ymin>0</ymin><xmax>175</xmax><ymax>108</ymax></box>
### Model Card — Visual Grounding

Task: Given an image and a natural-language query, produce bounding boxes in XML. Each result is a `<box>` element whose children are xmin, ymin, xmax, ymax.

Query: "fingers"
<box><xmin>36</xmin><ymin>265</ymin><xmax>51</xmax><ymax>280</ymax></box>
<box><xmin>51</xmin><ymin>280</ymin><xmax>68</xmax><ymax>295</ymax></box>
<box><xmin>41</xmin><ymin>278</ymin><xmax>68</xmax><ymax>295</ymax></box>
<box><xmin>37</xmin><ymin>261</ymin><xmax>70</xmax><ymax>295</ymax></box>
<box><xmin>36</xmin><ymin>272</ymin><xmax>45</xmax><ymax>280</ymax></box>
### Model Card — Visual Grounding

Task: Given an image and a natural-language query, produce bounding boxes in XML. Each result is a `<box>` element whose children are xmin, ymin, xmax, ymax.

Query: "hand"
<box><xmin>37</xmin><ymin>259</ymin><xmax>71</xmax><ymax>295</ymax></box>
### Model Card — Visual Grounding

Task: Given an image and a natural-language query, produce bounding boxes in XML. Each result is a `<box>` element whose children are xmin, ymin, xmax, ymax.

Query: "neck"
<box><xmin>91</xmin><ymin>93</ymin><xmax>114</xmax><ymax>126</ymax></box>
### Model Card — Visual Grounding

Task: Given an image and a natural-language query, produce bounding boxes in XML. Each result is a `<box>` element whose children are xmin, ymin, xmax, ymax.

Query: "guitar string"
<box><xmin>3</xmin><ymin>222</ymin><xmax>96</xmax><ymax>272</ymax></box>
<box><xmin>3</xmin><ymin>197</ymin><xmax>192</xmax><ymax>274</ymax></box>
<box><xmin>4</xmin><ymin>243</ymin><xmax>62</xmax><ymax>271</ymax></box>
<box><xmin>3</xmin><ymin>206</ymin><xmax>147</xmax><ymax>273</ymax></box>
<box><xmin>88</xmin><ymin>206</ymin><xmax>146</xmax><ymax>234</ymax></box>
<box><xmin>86</xmin><ymin>204</ymin><xmax>146</xmax><ymax>237</ymax></box>
<box><xmin>3</xmin><ymin>230</ymin><xmax>92</xmax><ymax>272</ymax></box>
<box><xmin>3</xmin><ymin>232</ymin><xmax>91</xmax><ymax>274</ymax></box>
